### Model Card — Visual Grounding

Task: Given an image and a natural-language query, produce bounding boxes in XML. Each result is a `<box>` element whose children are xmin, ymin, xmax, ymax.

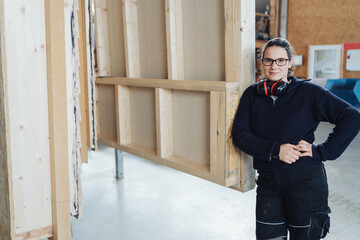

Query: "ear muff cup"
<box><xmin>257</xmin><ymin>79</ymin><xmax>288</xmax><ymax>97</ymax></box>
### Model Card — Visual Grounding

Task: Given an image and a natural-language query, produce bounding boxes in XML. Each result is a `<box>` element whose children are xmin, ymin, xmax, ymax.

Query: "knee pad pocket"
<box><xmin>307</xmin><ymin>210</ymin><xmax>330</xmax><ymax>240</ymax></box>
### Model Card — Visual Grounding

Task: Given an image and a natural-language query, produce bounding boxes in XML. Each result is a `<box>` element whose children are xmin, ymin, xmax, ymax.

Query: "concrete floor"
<box><xmin>71</xmin><ymin>122</ymin><xmax>360</xmax><ymax>240</ymax></box>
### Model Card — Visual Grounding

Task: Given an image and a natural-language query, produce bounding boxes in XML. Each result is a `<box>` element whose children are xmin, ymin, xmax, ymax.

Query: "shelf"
<box><xmin>256</xmin><ymin>12</ymin><xmax>270</xmax><ymax>17</ymax></box>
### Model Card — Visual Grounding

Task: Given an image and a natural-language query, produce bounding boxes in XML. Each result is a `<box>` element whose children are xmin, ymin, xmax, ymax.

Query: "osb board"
<box><xmin>107</xmin><ymin>0</ymin><xmax>126</xmax><ymax>77</ymax></box>
<box><xmin>173</xmin><ymin>90</ymin><xmax>210</xmax><ymax>166</ymax></box>
<box><xmin>98</xmin><ymin>84</ymin><xmax>117</xmax><ymax>141</ymax></box>
<box><xmin>287</xmin><ymin>0</ymin><xmax>360</xmax><ymax>79</ymax></box>
<box><xmin>2</xmin><ymin>0</ymin><xmax>52</xmax><ymax>235</ymax></box>
<box><xmin>182</xmin><ymin>0</ymin><xmax>225</xmax><ymax>81</ymax></box>
<box><xmin>138</xmin><ymin>0</ymin><xmax>168</xmax><ymax>79</ymax></box>
<box><xmin>130</xmin><ymin>87</ymin><xmax>157</xmax><ymax>152</ymax></box>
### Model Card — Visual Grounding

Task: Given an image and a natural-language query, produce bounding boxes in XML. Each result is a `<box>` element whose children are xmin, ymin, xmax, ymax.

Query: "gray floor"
<box><xmin>71</xmin><ymin>122</ymin><xmax>360</xmax><ymax>240</ymax></box>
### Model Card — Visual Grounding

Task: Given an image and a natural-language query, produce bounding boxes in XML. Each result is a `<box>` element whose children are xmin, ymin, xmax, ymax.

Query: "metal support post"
<box><xmin>115</xmin><ymin>149</ymin><xmax>124</xmax><ymax>179</ymax></box>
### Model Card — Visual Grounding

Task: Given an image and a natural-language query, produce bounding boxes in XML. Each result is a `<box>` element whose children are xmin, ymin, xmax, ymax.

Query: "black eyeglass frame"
<box><xmin>261</xmin><ymin>58</ymin><xmax>291</xmax><ymax>66</ymax></box>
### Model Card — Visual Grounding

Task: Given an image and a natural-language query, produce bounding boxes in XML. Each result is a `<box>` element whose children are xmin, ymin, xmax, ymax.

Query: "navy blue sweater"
<box><xmin>232</xmin><ymin>77</ymin><xmax>360</xmax><ymax>172</ymax></box>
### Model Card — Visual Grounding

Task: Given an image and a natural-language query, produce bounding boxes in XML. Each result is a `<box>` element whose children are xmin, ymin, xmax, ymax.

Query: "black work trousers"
<box><xmin>255</xmin><ymin>164</ymin><xmax>331</xmax><ymax>240</ymax></box>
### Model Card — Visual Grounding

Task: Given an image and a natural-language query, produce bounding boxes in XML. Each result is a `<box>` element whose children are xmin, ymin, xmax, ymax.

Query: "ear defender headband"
<box><xmin>256</xmin><ymin>78</ymin><xmax>288</xmax><ymax>97</ymax></box>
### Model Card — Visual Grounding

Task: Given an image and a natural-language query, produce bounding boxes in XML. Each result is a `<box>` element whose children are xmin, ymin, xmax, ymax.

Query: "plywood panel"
<box><xmin>107</xmin><ymin>0</ymin><xmax>126</xmax><ymax>77</ymax></box>
<box><xmin>1</xmin><ymin>0</ymin><xmax>53</xmax><ymax>236</ymax></box>
<box><xmin>138</xmin><ymin>0</ymin><xmax>167</xmax><ymax>79</ymax></box>
<box><xmin>182</xmin><ymin>0</ymin><xmax>225</xmax><ymax>81</ymax></box>
<box><xmin>98</xmin><ymin>84</ymin><xmax>117</xmax><ymax>141</ymax></box>
<box><xmin>130</xmin><ymin>87</ymin><xmax>157</xmax><ymax>151</ymax></box>
<box><xmin>287</xmin><ymin>0</ymin><xmax>360</xmax><ymax>79</ymax></box>
<box><xmin>173</xmin><ymin>90</ymin><xmax>210</xmax><ymax>165</ymax></box>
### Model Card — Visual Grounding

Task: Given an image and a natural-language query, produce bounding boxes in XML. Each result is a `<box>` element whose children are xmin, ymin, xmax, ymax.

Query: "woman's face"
<box><xmin>262</xmin><ymin>46</ymin><xmax>293</xmax><ymax>82</ymax></box>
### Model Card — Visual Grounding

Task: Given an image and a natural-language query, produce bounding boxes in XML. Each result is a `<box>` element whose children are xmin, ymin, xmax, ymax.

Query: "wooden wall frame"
<box><xmin>94</xmin><ymin>0</ymin><xmax>256</xmax><ymax>192</ymax></box>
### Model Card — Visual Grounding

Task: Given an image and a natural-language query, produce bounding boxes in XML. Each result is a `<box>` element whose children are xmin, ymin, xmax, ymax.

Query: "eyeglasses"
<box><xmin>262</xmin><ymin>58</ymin><xmax>290</xmax><ymax>66</ymax></box>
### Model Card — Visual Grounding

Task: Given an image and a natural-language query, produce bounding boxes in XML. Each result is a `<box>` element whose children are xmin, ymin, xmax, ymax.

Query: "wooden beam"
<box><xmin>96</xmin><ymin>77</ymin><xmax>241</xmax><ymax>92</ymax></box>
<box><xmin>78</xmin><ymin>0</ymin><xmax>89</xmax><ymax>163</ymax></box>
<box><xmin>0</xmin><ymin>1</ymin><xmax>14</xmax><ymax>237</ymax></box>
<box><xmin>98</xmin><ymin>137</ymin><xmax>227</xmax><ymax>186</ymax></box>
<box><xmin>224</xmin><ymin>0</ymin><xmax>237</xmax><ymax>82</ymax></box>
<box><xmin>123</xmin><ymin>0</ymin><xmax>141</xmax><ymax>78</ymax></box>
<box><xmin>165</xmin><ymin>0</ymin><xmax>184</xmax><ymax>81</ymax></box>
<box><xmin>210</xmin><ymin>92</ymin><xmax>219</xmax><ymax>175</ymax></box>
<box><xmin>269</xmin><ymin>0</ymin><xmax>277</xmax><ymax>38</ymax></box>
<box><xmin>45</xmin><ymin>0</ymin><xmax>71</xmax><ymax>239</ymax></box>
<box><xmin>94</xmin><ymin>0</ymin><xmax>111</xmax><ymax>76</ymax></box>
<box><xmin>15</xmin><ymin>226</ymin><xmax>52</xmax><ymax>239</ymax></box>
<box><xmin>155</xmin><ymin>88</ymin><xmax>173</xmax><ymax>157</ymax></box>
<box><xmin>225</xmin><ymin>91</ymin><xmax>241</xmax><ymax>186</ymax></box>
<box><xmin>225</xmin><ymin>0</ymin><xmax>255</xmax><ymax>87</ymax></box>
<box><xmin>224</xmin><ymin>0</ymin><xmax>255</xmax><ymax>191</ymax></box>
<box><xmin>154</xmin><ymin>0</ymin><xmax>184</xmax><ymax>158</ymax></box>
<box><xmin>116</xmin><ymin>85</ymin><xmax>131</xmax><ymax>144</ymax></box>
<box><xmin>114</xmin><ymin>0</ymin><xmax>142</xmax><ymax>146</ymax></box>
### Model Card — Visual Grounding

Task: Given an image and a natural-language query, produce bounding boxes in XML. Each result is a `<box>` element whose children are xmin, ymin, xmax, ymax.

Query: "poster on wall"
<box><xmin>345</xmin><ymin>43</ymin><xmax>360</xmax><ymax>71</ymax></box>
<box><xmin>346</xmin><ymin>50</ymin><xmax>360</xmax><ymax>71</ymax></box>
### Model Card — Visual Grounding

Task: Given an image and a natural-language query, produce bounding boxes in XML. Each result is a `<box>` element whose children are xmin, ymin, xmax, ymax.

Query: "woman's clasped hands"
<box><xmin>279</xmin><ymin>140</ymin><xmax>313</xmax><ymax>164</ymax></box>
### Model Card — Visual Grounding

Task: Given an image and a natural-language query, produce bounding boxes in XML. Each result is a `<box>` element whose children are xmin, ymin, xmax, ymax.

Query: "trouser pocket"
<box><xmin>307</xmin><ymin>209</ymin><xmax>330</xmax><ymax>240</ymax></box>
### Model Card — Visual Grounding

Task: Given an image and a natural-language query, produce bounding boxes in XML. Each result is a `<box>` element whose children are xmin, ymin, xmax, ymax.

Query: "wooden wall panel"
<box><xmin>0</xmin><ymin>0</ymin><xmax>60</xmax><ymax>238</ymax></box>
<box><xmin>287</xmin><ymin>0</ymin><xmax>360</xmax><ymax>79</ymax></box>
<box><xmin>130</xmin><ymin>87</ymin><xmax>157</xmax><ymax>152</ymax></box>
<box><xmin>182</xmin><ymin>0</ymin><xmax>225</xmax><ymax>81</ymax></box>
<box><xmin>138</xmin><ymin>0</ymin><xmax>168</xmax><ymax>79</ymax></box>
<box><xmin>107</xmin><ymin>0</ymin><xmax>126</xmax><ymax>77</ymax></box>
<box><xmin>98</xmin><ymin>85</ymin><xmax>117</xmax><ymax>141</ymax></box>
<box><xmin>95</xmin><ymin>0</ymin><xmax>255</xmax><ymax>192</ymax></box>
<box><xmin>173</xmin><ymin>90</ymin><xmax>210</xmax><ymax>166</ymax></box>
<box><xmin>4</xmin><ymin>0</ymin><xmax>53</xmax><ymax>236</ymax></box>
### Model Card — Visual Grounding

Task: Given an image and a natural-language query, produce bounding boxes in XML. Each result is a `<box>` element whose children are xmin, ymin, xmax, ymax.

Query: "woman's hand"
<box><xmin>279</xmin><ymin>144</ymin><xmax>302</xmax><ymax>164</ymax></box>
<box><xmin>296</xmin><ymin>140</ymin><xmax>313</xmax><ymax>157</ymax></box>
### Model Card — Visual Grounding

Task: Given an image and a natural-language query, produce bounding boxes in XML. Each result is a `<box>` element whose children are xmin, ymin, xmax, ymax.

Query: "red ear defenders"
<box><xmin>256</xmin><ymin>78</ymin><xmax>288</xmax><ymax>97</ymax></box>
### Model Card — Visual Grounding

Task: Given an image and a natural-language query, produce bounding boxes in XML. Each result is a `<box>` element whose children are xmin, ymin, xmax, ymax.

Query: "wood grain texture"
<box><xmin>78</xmin><ymin>0</ymin><xmax>89</xmax><ymax>163</ymax></box>
<box><xmin>96</xmin><ymin>77</ymin><xmax>241</xmax><ymax>92</ymax></box>
<box><xmin>94</xmin><ymin>0</ymin><xmax>111</xmax><ymax>76</ymax></box>
<box><xmin>224</xmin><ymin>0</ymin><xmax>255</xmax><ymax>191</ymax></box>
<box><xmin>94</xmin><ymin>0</ymin><xmax>256</xmax><ymax>193</ymax></box>
<box><xmin>0</xmin><ymin>0</ymin><xmax>54</xmax><ymax>236</ymax></box>
<box><xmin>45</xmin><ymin>0</ymin><xmax>71</xmax><ymax>238</ymax></box>
<box><xmin>0</xmin><ymin>0</ymin><xmax>14</xmax><ymax>237</ymax></box>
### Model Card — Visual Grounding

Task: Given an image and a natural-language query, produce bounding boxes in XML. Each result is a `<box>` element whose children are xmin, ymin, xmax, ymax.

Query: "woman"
<box><xmin>232</xmin><ymin>38</ymin><xmax>360</xmax><ymax>240</ymax></box>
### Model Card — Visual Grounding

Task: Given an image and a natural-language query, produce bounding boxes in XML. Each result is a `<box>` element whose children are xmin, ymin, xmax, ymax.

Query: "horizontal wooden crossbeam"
<box><xmin>96</xmin><ymin>76</ymin><xmax>241</xmax><ymax>92</ymax></box>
